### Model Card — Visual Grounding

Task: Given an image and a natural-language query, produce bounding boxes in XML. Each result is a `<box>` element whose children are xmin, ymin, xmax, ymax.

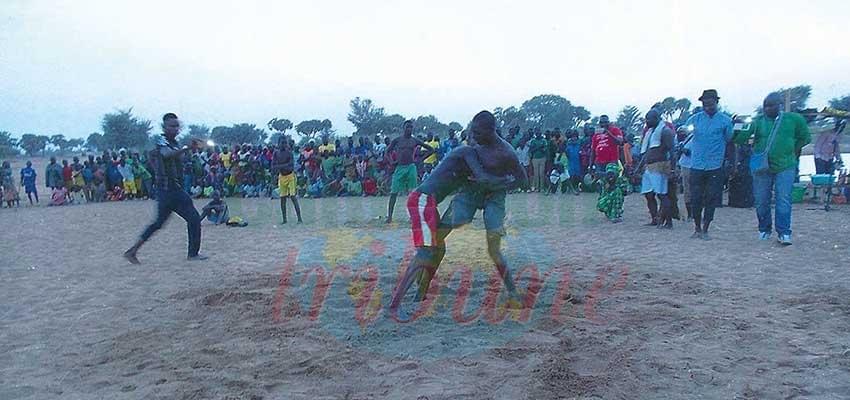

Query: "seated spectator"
<box><xmin>340</xmin><ymin>175</ymin><xmax>363</xmax><ymax>197</ymax></box>
<box><xmin>107</xmin><ymin>185</ymin><xmax>125</xmax><ymax>201</ymax></box>
<box><xmin>200</xmin><ymin>191</ymin><xmax>229</xmax><ymax>225</ymax></box>
<box><xmin>49</xmin><ymin>187</ymin><xmax>68</xmax><ymax>206</ymax></box>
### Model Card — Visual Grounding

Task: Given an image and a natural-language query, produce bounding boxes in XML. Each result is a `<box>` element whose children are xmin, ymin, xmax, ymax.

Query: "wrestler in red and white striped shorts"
<box><xmin>406</xmin><ymin>191</ymin><xmax>439</xmax><ymax>247</ymax></box>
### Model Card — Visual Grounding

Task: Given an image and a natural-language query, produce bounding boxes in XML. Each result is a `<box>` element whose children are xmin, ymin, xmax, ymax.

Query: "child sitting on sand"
<box><xmin>200</xmin><ymin>191</ymin><xmax>229</xmax><ymax>225</ymax></box>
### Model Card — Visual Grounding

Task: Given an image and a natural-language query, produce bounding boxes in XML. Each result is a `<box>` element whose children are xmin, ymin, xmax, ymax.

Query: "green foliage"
<box><xmin>210</xmin><ymin>123</ymin><xmax>267</xmax><ymax>146</ymax></box>
<box><xmin>413</xmin><ymin>115</ymin><xmax>448</xmax><ymax>137</ymax></box>
<box><xmin>448</xmin><ymin>122</ymin><xmax>463</xmax><ymax>132</ymax></box>
<box><xmin>86</xmin><ymin>132</ymin><xmax>104</xmax><ymax>151</ymax></box>
<box><xmin>179</xmin><ymin>124</ymin><xmax>211</xmax><ymax>146</ymax></box>
<box><xmin>372</xmin><ymin>114</ymin><xmax>406</xmax><ymax>138</ymax></box>
<box><xmin>0</xmin><ymin>131</ymin><xmax>19</xmax><ymax>157</ymax></box>
<box><xmin>348</xmin><ymin>98</ymin><xmax>386</xmax><ymax>137</ymax></box>
<box><xmin>615</xmin><ymin>106</ymin><xmax>643</xmax><ymax>135</ymax></box>
<box><xmin>520</xmin><ymin>94</ymin><xmax>591</xmax><ymax>130</ymax></box>
<box><xmin>829</xmin><ymin>94</ymin><xmax>850</xmax><ymax>111</ymax></box>
<box><xmin>49</xmin><ymin>134</ymin><xmax>68</xmax><ymax>152</ymax></box>
<box><xmin>493</xmin><ymin>106</ymin><xmax>527</xmax><ymax>131</ymax></box>
<box><xmin>295</xmin><ymin>119</ymin><xmax>333</xmax><ymax>140</ymax></box>
<box><xmin>66</xmin><ymin>138</ymin><xmax>84</xmax><ymax>151</ymax></box>
<box><xmin>101</xmin><ymin>108</ymin><xmax>153</xmax><ymax>150</ymax></box>
<box><xmin>19</xmin><ymin>134</ymin><xmax>49</xmax><ymax>156</ymax></box>
<box><xmin>267</xmin><ymin>118</ymin><xmax>293</xmax><ymax>134</ymax></box>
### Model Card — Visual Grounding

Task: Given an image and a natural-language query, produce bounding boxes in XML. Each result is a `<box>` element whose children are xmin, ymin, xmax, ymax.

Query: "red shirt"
<box><xmin>62</xmin><ymin>165</ymin><xmax>73</xmax><ymax>181</ymax></box>
<box><xmin>591</xmin><ymin>126</ymin><xmax>623</xmax><ymax>164</ymax></box>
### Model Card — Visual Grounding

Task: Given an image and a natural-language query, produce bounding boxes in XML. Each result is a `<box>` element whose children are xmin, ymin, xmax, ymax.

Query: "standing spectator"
<box><xmin>687</xmin><ymin>90</ymin><xmax>734</xmax><ymax>239</ymax></box>
<box><xmin>441</xmin><ymin>129</ymin><xmax>460</xmax><ymax>158</ymax></box>
<box><xmin>82</xmin><ymin>161</ymin><xmax>94</xmax><ymax>202</ymax></box>
<box><xmin>514</xmin><ymin>139</ymin><xmax>531</xmax><ymax>191</ymax></box>
<box><xmin>813</xmin><ymin>119</ymin><xmax>844</xmax><ymax>174</ymax></box>
<box><xmin>734</xmin><ymin>93</ymin><xmax>811</xmax><ymax>245</ymax></box>
<box><xmin>424</xmin><ymin>133</ymin><xmax>440</xmax><ymax>167</ymax></box>
<box><xmin>45</xmin><ymin>157</ymin><xmax>63</xmax><ymax>190</ymax></box>
<box><xmin>20</xmin><ymin>160</ymin><xmax>39</xmax><ymax>204</ymax></box>
<box><xmin>385</xmin><ymin>120</ymin><xmax>433</xmax><ymax>223</ymax></box>
<box><xmin>1</xmin><ymin>161</ymin><xmax>19</xmax><ymax>208</ymax></box>
<box><xmin>639</xmin><ymin>110</ymin><xmax>677</xmax><ymax>228</ymax></box>
<box><xmin>528</xmin><ymin>130</ymin><xmax>548</xmax><ymax>192</ymax></box>
<box><xmin>677</xmin><ymin>125</ymin><xmax>695</xmax><ymax>221</ymax></box>
<box><xmin>61</xmin><ymin>159</ymin><xmax>73</xmax><ymax>194</ymax></box>
<box><xmin>589</xmin><ymin>115</ymin><xmax>624</xmax><ymax>172</ymax></box>
<box><xmin>117</xmin><ymin>159</ymin><xmax>137</xmax><ymax>200</ymax></box>
<box><xmin>566</xmin><ymin>131</ymin><xmax>582</xmax><ymax>194</ymax></box>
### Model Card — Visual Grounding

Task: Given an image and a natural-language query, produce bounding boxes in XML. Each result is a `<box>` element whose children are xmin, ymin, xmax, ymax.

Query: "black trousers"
<box><xmin>689</xmin><ymin>168</ymin><xmax>723</xmax><ymax>223</ymax></box>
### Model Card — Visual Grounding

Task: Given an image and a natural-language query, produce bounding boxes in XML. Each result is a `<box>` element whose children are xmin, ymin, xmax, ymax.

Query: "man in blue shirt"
<box><xmin>685</xmin><ymin>89</ymin><xmax>733</xmax><ymax>239</ymax></box>
<box><xmin>20</xmin><ymin>160</ymin><xmax>38</xmax><ymax>205</ymax></box>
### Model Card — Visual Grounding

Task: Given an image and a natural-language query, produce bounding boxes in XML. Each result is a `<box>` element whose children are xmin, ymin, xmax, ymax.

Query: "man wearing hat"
<box><xmin>686</xmin><ymin>89</ymin><xmax>734</xmax><ymax>239</ymax></box>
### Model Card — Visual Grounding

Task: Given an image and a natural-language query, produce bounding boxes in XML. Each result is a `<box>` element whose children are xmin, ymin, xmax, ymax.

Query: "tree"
<box><xmin>520</xmin><ymin>94</ymin><xmax>591</xmax><ymax>130</ymax></box>
<box><xmin>615</xmin><ymin>106</ymin><xmax>643</xmax><ymax>135</ymax></box>
<box><xmin>673</xmin><ymin>98</ymin><xmax>692</xmax><ymax>124</ymax></box>
<box><xmin>448</xmin><ymin>122</ymin><xmax>463</xmax><ymax>132</ymax></box>
<box><xmin>86</xmin><ymin>132</ymin><xmax>104</xmax><ymax>151</ymax></box>
<box><xmin>658</xmin><ymin>97</ymin><xmax>677</xmax><ymax>121</ymax></box>
<box><xmin>66</xmin><ymin>138</ymin><xmax>84</xmax><ymax>151</ymax></box>
<box><xmin>179</xmin><ymin>124</ymin><xmax>211</xmax><ymax>146</ymax></box>
<box><xmin>101</xmin><ymin>108</ymin><xmax>153</xmax><ymax>150</ymax></box>
<box><xmin>49</xmin><ymin>134</ymin><xmax>68</xmax><ymax>152</ymax></box>
<box><xmin>348</xmin><ymin>98</ymin><xmax>386</xmax><ymax>137</ymax></box>
<box><xmin>413</xmin><ymin>115</ymin><xmax>448</xmax><ymax>137</ymax></box>
<box><xmin>829</xmin><ymin>94</ymin><xmax>850</xmax><ymax>111</ymax></box>
<box><xmin>493</xmin><ymin>106</ymin><xmax>527</xmax><ymax>131</ymax></box>
<box><xmin>373</xmin><ymin>114</ymin><xmax>406</xmax><ymax>138</ymax></box>
<box><xmin>210</xmin><ymin>123</ymin><xmax>267</xmax><ymax>146</ymax></box>
<box><xmin>0</xmin><ymin>131</ymin><xmax>18</xmax><ymax>157</ymax></box>
<box><xmin>267</xmin><ymin>118</ymin><xmax>293</xmax><ymax>135</ymax></box>
<box><xmin>295</xmin><ymin>119</ymin><xmax>333</xmax><ymax>141</ymax></box>
<box><xmin>19</xmin><ymin>134</ymin><xmax>49</xmax><ymax>156</ymax></box>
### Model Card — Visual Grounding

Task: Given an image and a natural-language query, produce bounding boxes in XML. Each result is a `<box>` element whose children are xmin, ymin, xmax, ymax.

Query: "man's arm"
<box><xmin>588</xmin><ymin>137</ymin><xmax>596</xmax><ymax>167</ymax></box>
<box><xmin>794</xmin><ymin>114</ymin><xmax>811</xmax><ymax>158</ymax></box>
<box><xmin>723</xmin><ymin>118</ymin><xmax>735</xmax><ymax>143</ymax></box>
<box><xmin>607</xmin><ymin>128</ymin><xmax>624</xmax><ymax>145</ymax></box>
<box><xmin>663</xmin><ymin>128</ymin><xmax>677</xmax><ymax>171</ymax></box>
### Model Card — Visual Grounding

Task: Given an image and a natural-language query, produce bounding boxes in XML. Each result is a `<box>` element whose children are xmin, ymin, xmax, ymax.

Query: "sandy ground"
<box><xmin>2</xmin><ymin>158</ymin><xmax>850</xmax><ymax>399</ymax></box>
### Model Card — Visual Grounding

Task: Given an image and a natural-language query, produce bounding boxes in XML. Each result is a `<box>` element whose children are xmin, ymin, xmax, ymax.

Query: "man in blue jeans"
<box><xmin>124</xmin><ymin>113</ymin><xmax>207</xmax><ymax>264</ymax></box>
<box><xmin>734</xmin><ymin>93</ymin><xmax>810</xmax><ymax>245</ymax></box>
<box><xmin>686</xmin><ymin>90</ymin><xmax>734</xmax><ymax>240</ymax></box>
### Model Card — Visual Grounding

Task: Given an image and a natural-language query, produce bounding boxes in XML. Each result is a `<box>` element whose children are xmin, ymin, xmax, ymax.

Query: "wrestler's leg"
<box><xmin>388</xmin><ymin>247</ymin><xmax>435</xmax><ymax>311</ymax></box>
<box><xmin>486</xmin><ymin>230</ymin><xmax>517</xmax><ymax>294</ymax></box>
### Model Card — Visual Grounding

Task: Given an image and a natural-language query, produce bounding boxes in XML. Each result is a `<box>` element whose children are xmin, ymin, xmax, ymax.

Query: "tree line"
<box><xmin>1</xmin><ymin>85</ymin><xmax>847</xmax><ymax>158</ymax></box>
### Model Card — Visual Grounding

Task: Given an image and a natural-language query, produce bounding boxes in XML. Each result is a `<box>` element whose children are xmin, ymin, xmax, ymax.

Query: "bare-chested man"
<box><xmin>389</xmin><ymin>111</ymin><xmax>528</xmax><ymax>314</ymax></box>
<box><xmin>385</xmin><ymin>120</ymin><xmax>434</xmax><ymax>223</ymax></box>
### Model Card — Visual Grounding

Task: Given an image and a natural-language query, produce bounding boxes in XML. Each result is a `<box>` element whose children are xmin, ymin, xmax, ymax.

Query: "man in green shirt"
<box><xmin>734</xmin><ymin>93</ymin><xmax>811</xmax><ymax>245</ymax></box>
<box><xmin>528</xmin><ymin>130</ymin><xmax>549</xmax><ymax>192</ymax></box>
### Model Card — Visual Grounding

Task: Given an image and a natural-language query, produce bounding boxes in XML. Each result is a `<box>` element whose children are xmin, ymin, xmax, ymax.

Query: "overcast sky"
<box><xmin>2</xmin><ymin>0</ymin><xmax>849</xmax><ymax>139</ymax></box>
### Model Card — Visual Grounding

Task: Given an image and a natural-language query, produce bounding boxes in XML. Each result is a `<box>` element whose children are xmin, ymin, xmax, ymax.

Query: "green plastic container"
<box><xmin>791</xmin><ymin>184</ymin><xmax>806</xmax><ymax>203</ymax></box>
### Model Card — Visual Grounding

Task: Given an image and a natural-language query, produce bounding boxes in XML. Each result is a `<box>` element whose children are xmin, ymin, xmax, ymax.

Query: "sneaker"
<box><xmin>187</xmin><ymin>254</ymin><xmax>209</xmax><ymax>261</ymax></box>
<box><xmin>759</xmin><ymin>232</ymin><xmax>771</xmax><ymax>241</ymax></box>
<box><xmin>778</xmin><ymin>234</ymin><xmax>792</xmax><ymax>246</ymax></box>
